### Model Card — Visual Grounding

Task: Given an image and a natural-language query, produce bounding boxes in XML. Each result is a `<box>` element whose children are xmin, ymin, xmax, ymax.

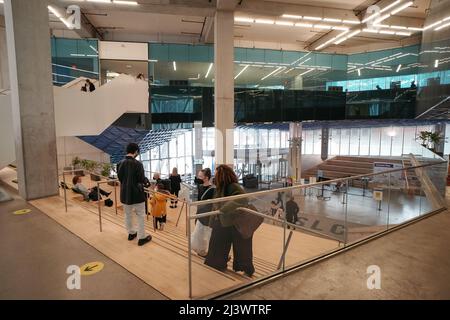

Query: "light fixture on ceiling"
<box><xmin>234</xmin><ymin>65</ymin><xmax>249</xmax><ymax>80</ymax></box>
<box><xmin>173</xmin><ymin>61</ymin><xmax>176</xmax><ymax>71</ymax></box>
<box><xmin>380</xmin><ymin>0</ymin><xmax>402</xmax><ymax>13</ymax></box>
<box><xmin>89</xmin><ymin>45</ymin><xmax>98</xmax><ymax>53</ymax></box>
<box><xmin>396</xmin><ymin>64</ymin><xmax>402</xmax><ymax>72</ymax></box>
<box><xmin>87</xmin><ymin>0</ymin><xmax>112</xmax><ymax>3</ymax></box>
<box><xmin>235</xmin><ymin>17</ymin><xmax>254</xmax><ymax>23</ymax></box>
<box><xmin>148</xmin><ymin>59</ymin><xmax>158</xmax><ymax>62</ymax></box>
<box><xmin>261</xmin><ymin>67</ymin><xmax>283</xmax><ymax>80</ymax></box>
<box><xmin>323</xmin><ymin>18</ymin><xmax>342</xmax><ymax>23</ymax></box>
<box><xmin>357</xmin><ymin>69</ymin><xmax>361</xmax><ymax>76</ymax></box>
<box><xmin>295</xmin><ymin>23</ymin><xmax>313</xmax><ymax>28</ymax></box>
<box><xmin>205</xmin><ymin>63</ymin><xmax>213</xmax><ymax>78</ymax></box>
<box><xmin>303</xmin><ymin>16</ymin><xmax>322</xmax><ymax>21</ymax></box>
<box><xmin>255</xmin><ymin>19</ymin><xmax>275</xmax><ymax>24</ymax></box>
<box><xmin>435</xmin><ymin>59</ymin><xmax>439</xmax><ymax>68</ymax></box>
<box><xmin>113</xmin><ymin>0</ymin><xmax>139</xmax><ymax>5</ymax></box>
<box><xmin>343</xmin><ymin>20</ymin><xmax>360</xmax><ymax>24</ymax></box>
<box><xmin>391</xmin><ymin>1</ymin><xmax>413</xmax><ymax>15</ymax></box>
<box><xmin>188</xmin><ymin>74</ymin><xmax>200</xmax><ymax>80</ymax></box>
<box><xmin>314</xmin><ymin>24</ymin><xmax>332</xmax><ymax>29</ymax></box>
<box><xmin>334</xmin><ymin>29</ymin><xmax>361</xmax><ymax>45</ymax></box>
<box><xmin>379</xmin><ymin>30</ymin><xmax>396</xmax><ymax>35</ymax></box>
<box><xmin>282</xmin><ymin>14</ymin><xmax>302</xmax><ymax>19</ymax></box>
<box><xmin>275</xmin><ymin>21</ymin><xmax>294</xmax><ymax>26</ymax></box>
<box><xmin>299</xmin><ymin>68</ymin><xmax>314</xmax><ymax>76</ymax></box>
<box><xmin>435</xmin><ymin>21</ymin><xmax>450</xmax><ymax>31</ymax></box>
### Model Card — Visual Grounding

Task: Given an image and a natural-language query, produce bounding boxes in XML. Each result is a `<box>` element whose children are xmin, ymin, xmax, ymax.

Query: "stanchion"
<box><xmin>114</xmin><ymin>182</ymin><xmax>118</xmax><ymax>215</ymax></box>
<box><xmin>176</xmin><ymin>199</ymin><xmax>185</xmax><ymax>227</ymax></box>
<box><xmin>187</xmin><ymin>204</ymin><xmax>192</xmax><ymax>299</ymax></box>
<box><xmin>63</xmin><ymin>171</ymin><xmax>68</xmax><ymax>213</ymax></box>
<box><xmin>97</xmin><ymin>182</ymin><xmax>102</xmax><ymax>232</ymax></box>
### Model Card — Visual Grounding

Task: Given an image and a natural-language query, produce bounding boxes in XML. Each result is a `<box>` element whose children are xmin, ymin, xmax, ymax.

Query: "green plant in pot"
<box><xmin>81</xmin><ymin>160</ymin><xmax>100</xmax><ymax>181</ymax></box>
<box><xmin>71</xmin><ymin>156</ymin><xmax>85</xmax><ymax>176</ymax></box>
<box><xmin>429</xmin><ymin>132</ymin><xmax>443</xmax><ymax>153</ymax></box>
<box><xmin>417</xmin><ymin>131</ymin><xmax>431</xmax><ymax>147</ymax></box>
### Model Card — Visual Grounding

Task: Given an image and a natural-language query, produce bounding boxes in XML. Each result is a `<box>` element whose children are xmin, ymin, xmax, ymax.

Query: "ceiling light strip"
<box><xmin>234</xmin><ymin>65</ymin><xmax>249</xmax><ymax>80</ymax></box>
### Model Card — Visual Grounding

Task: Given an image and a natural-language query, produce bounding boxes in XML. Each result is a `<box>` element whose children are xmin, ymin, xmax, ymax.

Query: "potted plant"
<box><xmin>71</xmin><ymin>156</ymin><xmax>84</xmax><ymax>176</ymax></box>
<box><xmin>429</xmin><ymin>132</ymin><xmax>443</xmax><ymax>153</ymax></box>
<box><xmin>81</xmin><ymin>159</ymin><xmax>100</xmax><ymax>181</ymax></box>
<box><xmin>417</xmin><ymin>131</ymin><xmax>431</xmax><ymax>147</ymax></box>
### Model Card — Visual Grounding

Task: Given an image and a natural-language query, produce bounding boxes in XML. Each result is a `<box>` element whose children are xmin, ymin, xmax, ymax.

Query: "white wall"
<box><xmin>53</xmin><ymin>74</ymin><xmax>148</xmax><ymax>136</ymax></box>
<box><xmin>0</xmin><ymin>16</ymin><xmax>10</xmax><ymax>90</ymax></box>
<box><xmin>99</xmin><ymin>41</ymin><xmax>148</xmax><ymax>61</ymax></box>
<box><xmin>57</xmin><ymin>136</ymin><xmax>110</xmax><ymax>170</ymax></box>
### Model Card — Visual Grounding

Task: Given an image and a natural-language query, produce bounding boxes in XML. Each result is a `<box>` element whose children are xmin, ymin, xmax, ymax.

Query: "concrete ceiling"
<box><xmin>0</xmin><ymin>0</ymin><xmax>435</xmax><ymax>53</ymax></box>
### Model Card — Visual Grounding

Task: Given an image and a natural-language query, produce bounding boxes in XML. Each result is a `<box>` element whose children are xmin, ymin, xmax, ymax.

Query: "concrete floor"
<box><xmin>0</xmin><ymin>183</ymin><xmax>167</xmax><ymax>300</ymax></box>
<box><xmin>231</xmin><ymin>207</ymin><xmax>450</xmax><ymax>299</ymax></box>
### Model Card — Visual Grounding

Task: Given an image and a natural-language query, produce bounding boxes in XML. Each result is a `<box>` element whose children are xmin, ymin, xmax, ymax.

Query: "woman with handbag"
<box><xmin>191</xmin><ymin>168</ymin><xmax>215</xmax><ymax>257</ymax></box>
<box><xmin>204</xmin><ymin>165</ymin><xmax>255</xmax><ymax>277</ymax></box>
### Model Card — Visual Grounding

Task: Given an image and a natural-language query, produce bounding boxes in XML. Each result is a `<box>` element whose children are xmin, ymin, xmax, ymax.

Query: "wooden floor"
<box><xmin>21</xmin><ymin>172</ymin><xmax>339</xmax><ymax>299</ymax></box>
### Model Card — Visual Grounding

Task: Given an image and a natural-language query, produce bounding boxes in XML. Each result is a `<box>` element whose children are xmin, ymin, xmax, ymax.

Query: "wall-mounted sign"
<box><xmin>373</xmin><ymin>188</ymin><xmax>383</xmax><ymax>201</ymax></box>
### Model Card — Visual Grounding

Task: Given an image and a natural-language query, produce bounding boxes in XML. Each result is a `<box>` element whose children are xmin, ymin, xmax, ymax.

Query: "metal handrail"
<box><xmin>189</xmin><ymin>207</ymin><xmax>341</xmax><ymax>242</ymax></box>
<box><xmin>190</xmin><ymin>160</ymin><xmax>447</xmax><ymax>207</ymax></box>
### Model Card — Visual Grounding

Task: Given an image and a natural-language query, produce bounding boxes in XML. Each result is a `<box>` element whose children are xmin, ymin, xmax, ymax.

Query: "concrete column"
<box><xmin>0</xmin><ymin>16</ymin><xmax>9</xmax><ymax>90</ymax></box>
<box><xmin>193</xmin><ymin>120</ymin><xmax>203</xmax><ymax>174</ymax></box>
<box><xmin>214</xmin><ymin>10</ymin><xmax>234</xmax><ymax>166</ymax></box>
<box><xmin>321</xmin><ymin>127</ymin><xmax>329</xmax><ymax>161</ymax></box>
<box><xmin>4</xmin><ymin>0</ymin><xmax>59</xmax><ymax>200</ymax></box>
<box><xmin>288</xmin><ymin>122</ymin><xmax>302</xmax><ymax>183</ymax></box>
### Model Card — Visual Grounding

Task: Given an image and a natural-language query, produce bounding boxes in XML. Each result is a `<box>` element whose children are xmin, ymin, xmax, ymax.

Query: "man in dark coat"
<box><xmin>117</xmin><ymin>143</ymin><xmax>152</xmax><ymax>246</ymax></box>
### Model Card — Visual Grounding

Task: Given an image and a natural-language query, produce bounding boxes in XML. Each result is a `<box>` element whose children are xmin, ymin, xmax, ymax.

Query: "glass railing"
<box><xmin>186</xmin><ymin>159</ymin><xmax>447</xmax><ymax>299</ymax></box>
<box><xmin>57</xmin><ymin>159</ymin><xmax>447</xmax><ymax>299</ymax></box>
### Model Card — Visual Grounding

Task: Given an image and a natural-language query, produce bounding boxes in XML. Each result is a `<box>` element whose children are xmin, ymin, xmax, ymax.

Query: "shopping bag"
<box><xmin>191</xmin><ymin>222</ymin><xmax>212</xmax><ymax>256</ymax></box>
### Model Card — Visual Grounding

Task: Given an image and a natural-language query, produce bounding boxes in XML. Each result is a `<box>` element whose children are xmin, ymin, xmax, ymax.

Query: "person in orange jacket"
<box><xmin>149</xmin><ymin>183</ymin><xmax>171</xmax><ymax>230</ymax></box>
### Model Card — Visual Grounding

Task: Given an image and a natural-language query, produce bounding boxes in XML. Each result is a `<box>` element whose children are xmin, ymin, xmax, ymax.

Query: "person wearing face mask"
<box><xmin>117</xmin><ymin>143</ymin><xmax>152</xmax><ymax>246</ymax></box>
<box><xmin>191</xmin><ymin>168</ymin><xmax>215</xmax><ymax>257</ymax></box>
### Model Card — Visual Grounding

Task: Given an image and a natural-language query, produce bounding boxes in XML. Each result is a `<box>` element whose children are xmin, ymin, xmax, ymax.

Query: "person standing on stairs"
<box><xmin>169</xmin><ymin>167</ymin><xmax>182</xmax><ymax>208</ymax></box>
<box><xmin>117</xmin><ymin>143</ymin><xmax>152</xmax><ymax>246</ymax></box>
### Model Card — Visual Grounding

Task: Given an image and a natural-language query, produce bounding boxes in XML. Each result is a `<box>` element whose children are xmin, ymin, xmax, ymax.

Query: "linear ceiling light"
<box><xmin>435</xmin><ymin>59</ymin><xmax>439</xmax><ymax>68</ymax></box>
<box><xmin>173</xmin><ymin>61</ymin><xmax>176</xmax><ymax>71</ymax></box>
<box><xmin>295</xmin><ymin>23</ymin><xmax>313</xmax><ymax>28</ymax></box>
<box><xmin>391</xmin><ymin>1</ymin><xmax>413</xmax><ymax>15</ymax></box>
<box><xmin>113</xmin><ymin>1</ymin><xmax>139</xmax><ymax>5</ymax></box>
<box><xmin>323</xmin><ymin>18</ymin><xmax>342</xmax><ymax>23</ymax></box>
<box><xmin>300</xmin><ymin>68</ymin><xmax>314</xmax><ymax>76</ymax></box>
<box><xmin>205</xmin><ymin>63</ymin><xmax>213</xmax><ymax>78</ymax></box>
<box><xmin>314</xmin><ymin>24</ymin><xmax>332</xmax><ymax>29</ymax></box>
<box><xmin>255</xmin><ymin>19</ymin><xmax>274</xmax><ymax>24</ymax></box>
<box><xmin>343</xmin><ymin>20</ymin><xmax>360</xmax><ymax>24</ymax></box>
<box><xmin>87</xmin><ymin>0</ymin><xmax>111</xmax><ymax>3</ymax></box>
<box><xmin>373</xmin><ymin>13</ymin><xmax>391</xmax><ymax>25</ymax></box>
<box><xmin>379</xmin><ymin>30</ymin><xmax>396</xmax><ymax>34</ymax></box>
<box><xmin>381</xmin><ymin>0</ymin><xmax>403</xmax><ymax>13</ymax></box>
<box><xmin>435</xmin><ymin>21</ymin><xmax>450</xmax><ymax>31</ymax></box>
<box><xmin>282</xmin><ymin>14</ymin><xmax>302</xmax><ymax>19</ymax></box>
<box><xmin>303</xmin><ymin>16</ymin><xmax>322</xmax><ymax>21</ymax></box>
<box><xmin>333</xmin><ymin>26</ymin><xmax>349</xmax><ymax>31</ymax></box>
<box><xmin>235</xmin><ymin>17</ymin><xmax>254</xmax><ymax>23</ymax></box>
<box><xmin>261</xmin><ymin>67</ymin><xmax>283</xmax><ymax>80</ymax></box>
<box><xmin>357</xmin><ymin>69</ymin><xmax>361</xmax><ymax>76</ymax></box>
<box><xmin>396</xmin><ymin>64</ymin><xmax>402</xmax><ymax>72</ymax></box>
<box><xmin>234</xmin><ymin>65</ymin><xmax>249</xmax><ymax>80</ymax></box>
<box><xmin>396</xmin><ymin>31</ymin><xmax>411</xmax><ymax>36</ymax></box>
<box><xmin>275</xmin><ymin>21</ymin><xmax>294</xmax><ymax>26</ymax></box>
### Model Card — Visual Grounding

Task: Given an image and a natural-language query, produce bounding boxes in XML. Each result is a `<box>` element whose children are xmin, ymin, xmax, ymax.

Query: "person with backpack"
<box><xmin>205</xmin><ymin>165</ymin><xmax>255</xmax><ymax>277</ymax></box>
<box><xmin>117</xmin><ymin>143</ymin><xmax>152</xmax><ymax>246</ymax></box>
<box><xmin>169</xmin><ymin>167</ymin><xmax>182</xmax><ymax>208</ymax></box>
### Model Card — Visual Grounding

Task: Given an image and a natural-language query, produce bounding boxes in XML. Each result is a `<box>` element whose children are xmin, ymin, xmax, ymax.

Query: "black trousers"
<box><xmin>170</xmin><ymin>190</ymin><xmax>179</xmax><ymax>206</ymax></box>
<box><xmin>205</xmin><ymin>218</ymin><xmax>254</xmax><ymax>276</ymax></box>
<box><xmin>88</xmin><ymin>187</ymin><xmax>109</xmax><ymax>201</ymax></box>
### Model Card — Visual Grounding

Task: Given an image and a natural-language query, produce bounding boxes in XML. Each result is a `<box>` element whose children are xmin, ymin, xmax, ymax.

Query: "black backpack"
<box><xmin>104</xmin><ymin>199</ymin><xmax>114</xmax><ymax>207</ymax></box>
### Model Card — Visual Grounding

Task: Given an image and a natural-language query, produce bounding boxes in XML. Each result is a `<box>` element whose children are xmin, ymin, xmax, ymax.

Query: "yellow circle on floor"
<box><xmin>13</xmin><ymin>209</ymin><xmax>31</xmax><ymax>215</ymax></box>
<box><xmin>80</xmin><ymin>262</ymin><xmax>104</xmax><ymax>276</ymax></box>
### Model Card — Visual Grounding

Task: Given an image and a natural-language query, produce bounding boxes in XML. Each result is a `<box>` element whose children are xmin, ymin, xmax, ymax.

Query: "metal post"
<box><xmin>277</xmin><ymin>231</ymin><xmax>293</xmax><ymax>270</ymax></box>
<box><xmin>282</xmin><ymin>210</ymin><xmax>287</xmax><ymax>272</ymax></box>
<box><xmin>176</xmin><ymin>200</ymin><xmax>185</xmax><ymax>227</ymax></box>
<box><xmin>185</xmin><ymin>202</ymin><xmax>189</xmax><ymax>237</ymax></box>
<box><xmin>344</xmin><ymin>179</ymin><xmax>349</xmax><ymax>246</ymax></box>
<box><xmin>97</xmin><ymin>182</ymin><xmax>102</xmax><ymax>232</ymax></box>
<box><xmin>187</xmin><ymin>203</ymin><xmax>192</xmax><ymax>299</ymax></box>
<box><xmin>114</xmin><ymin>182</ymin><xmax>118</xmax><ymax>215</ymax></box>
<box><xmin>63</xmin><ymin>171</ymin><xmax>68</xmax><ymax>212</ymax></box>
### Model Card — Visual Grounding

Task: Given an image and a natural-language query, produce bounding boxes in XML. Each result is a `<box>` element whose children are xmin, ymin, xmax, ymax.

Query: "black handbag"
<box><xmin>233</xmin><ymin>204</ymin><xmax>264</xmax><ymax>239</ymax></box>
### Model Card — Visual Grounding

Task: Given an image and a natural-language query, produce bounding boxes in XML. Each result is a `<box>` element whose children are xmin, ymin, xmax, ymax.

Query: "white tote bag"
<box><xmin>191</xmin><ymin>222</ymin><xmax>212</xmax><ymax>256</ymax></box>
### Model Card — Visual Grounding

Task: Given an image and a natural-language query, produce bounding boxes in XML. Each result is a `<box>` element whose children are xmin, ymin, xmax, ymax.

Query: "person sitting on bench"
<box><xmin>72</xmin><ymin>175</ymin><xmax>111</xmax><ymax>201</ymax></box>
